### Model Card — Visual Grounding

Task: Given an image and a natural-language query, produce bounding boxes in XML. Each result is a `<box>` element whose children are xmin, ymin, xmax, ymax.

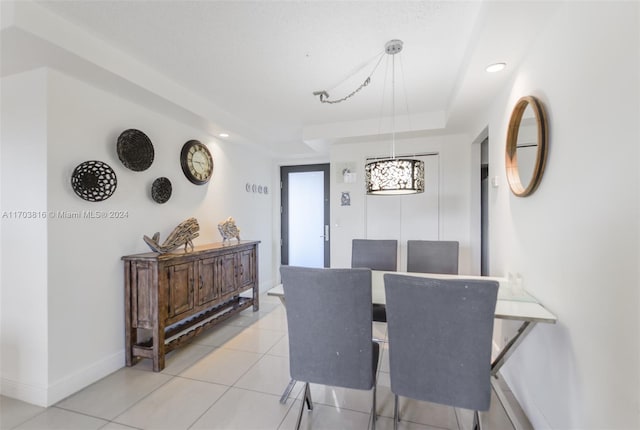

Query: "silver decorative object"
<box><xmin>218</xmin><ymin>217</ymin><xmax>241</xmax><ymax>245</ymax></box>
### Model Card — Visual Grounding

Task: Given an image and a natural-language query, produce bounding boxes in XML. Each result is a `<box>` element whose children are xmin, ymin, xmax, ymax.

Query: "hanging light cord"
<box><xmin>313</xmin><ymin>51</ymin><xmax>385</xmax><ymax>104</ymax></box>
<box><xmin>391</xmin><ymin>52</ymin><xmax>396</xmax><ymax>159</ymax></box>
<box><xmin>377</xmin><ymin>47</ymin><xmax>399</xmax><ymax>159</ymax></box>
<box><xmin>372</xmin><ymin>41</ymin><xmax>407</xmax><ymax>160</ymax></box>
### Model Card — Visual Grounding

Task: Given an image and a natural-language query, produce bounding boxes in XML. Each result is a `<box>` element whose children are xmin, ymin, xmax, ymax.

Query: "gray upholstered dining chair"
<box><xmin>383</xmin><ymin>274</ymin><xmax>498</xmax><ymax>430</ymax></box>
<box><xmin>351</xmin><ymin>239</ymin><xmax>398</xmax><ymax>322</ymax></box>
<box><xmin>351</xmin><ymin>239</ymin><xmax>398</xmax><ymax>272</ymax></box>
<box><xmin>280</xmin><ymin>266</ymin><xmax>380</xmax><ymax>430</ymax></box>
<box><xmin>406</xmin><ymin>240</ymin><xmax>459</xmax><ymax>274</ymax></box>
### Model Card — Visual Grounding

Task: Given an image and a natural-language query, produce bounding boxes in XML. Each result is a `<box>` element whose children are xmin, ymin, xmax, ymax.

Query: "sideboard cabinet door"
<box><xmin>217</xmin><ymin>253</ymin><xmax>238</xmax><ymax>300</ymax></box>
<box><xmin>237</xmin><ymin>248</ymin><xmax>256</xmax><ymax>289</ymax></box>
<box><xmin>197</xmin><ymin>257</ymin><xmax>220</xmax><ymax>306</ymax></box>
<box><xmin>166</xmin><ymin>262</ymin><xmax>194</xmax><ymax>319</ymax></box>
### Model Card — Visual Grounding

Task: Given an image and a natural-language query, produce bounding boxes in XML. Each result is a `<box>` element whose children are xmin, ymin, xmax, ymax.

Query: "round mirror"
<box><xmin>505</xmin><ymin>96</ymin><xmax>548</xmax><ymax>197</ymax></box>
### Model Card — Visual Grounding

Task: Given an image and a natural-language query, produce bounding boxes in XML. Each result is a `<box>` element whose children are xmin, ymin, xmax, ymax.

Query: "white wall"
<box><xmin>1</xmin><ymin>69</ymin><xmax>50</xmax><ymax>405</ymax></box>
<box><xmin>329</xmin><ymin>134</ymin><xmax>477</xmax><ymax>273</ymax></box>
<box><xmin>1</xmin><ymin>68</ymin><xmax>275</xmax><ymax>406</ymax></box>
<box><xmin>487</xmin><ymin>2</ymin><xmax>639</xmax><ymax>428</ymax></box>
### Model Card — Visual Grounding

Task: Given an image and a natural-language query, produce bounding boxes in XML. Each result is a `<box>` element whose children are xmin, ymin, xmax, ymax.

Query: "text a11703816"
<box><xmin>1</xmin><ymin>210</ymin><xmax>129</xmax><ymax>220</ymax></box>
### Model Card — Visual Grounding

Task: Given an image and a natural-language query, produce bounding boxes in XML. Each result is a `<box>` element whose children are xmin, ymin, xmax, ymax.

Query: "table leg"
<box><xmin>491</xmin><ymin>378</ymin><xmax>527</xmax><ymax>430</ymax></box>
<box><xmin>491</xmin><ymin>321</ymin><xmax>534</xmax><ymax>376</ymax></box>
<box><xmin>490</xmin><ymin>321</ymin><xmax>536</xmax><ymax>430</ymax></box>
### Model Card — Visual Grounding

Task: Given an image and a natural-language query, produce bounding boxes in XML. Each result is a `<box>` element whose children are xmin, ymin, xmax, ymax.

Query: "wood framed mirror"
<box><xmin>505</xmin><ymin>95</ymin><xmax>548</xmax><ymax>197</ymax></box>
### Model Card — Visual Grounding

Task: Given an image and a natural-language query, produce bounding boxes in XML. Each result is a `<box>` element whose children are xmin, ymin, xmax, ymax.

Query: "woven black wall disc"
<box><xmin>71</xmin><ymin>160</ymin><xmax>117</xmax><ymax>202</ymax></box>
<box><xmin>117</xmin><ymin>129</ymin><xmax>154</xmax><ymax>171</ymax></box>
<box><xmin>151</xmin><ymin>177</ymin><xmax>172</xmax><ymax>203</ymax></box>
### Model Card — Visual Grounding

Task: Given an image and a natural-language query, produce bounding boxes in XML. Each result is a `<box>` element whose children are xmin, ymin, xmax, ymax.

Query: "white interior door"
<box><xmin>281</xmin><ymin>164</ymin><xmax>330</xmax><ymax>268</ymax></box>
<box><xmin>289</xmin><ymin>171</ymin><xmax>324</xmax><ymax>267</ymax></box>
<box><xmin>365</xmin><ymin>154</ymin><xmax>439</xmax><ymax>270</ymax></box>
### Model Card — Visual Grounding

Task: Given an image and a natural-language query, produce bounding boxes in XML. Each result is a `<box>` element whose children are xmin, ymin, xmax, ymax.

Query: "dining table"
<box><xmin>267</xmin><ymin>270</ymin><xmax>557</xmax><ymax>430</ymax></box>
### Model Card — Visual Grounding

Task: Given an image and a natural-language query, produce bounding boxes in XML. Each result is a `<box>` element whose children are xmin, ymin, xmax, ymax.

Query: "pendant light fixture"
<box><xmin>365</xmin><ymin>40</ymin><xmax>424</xmax><ymax>195</ymax></box>
<box><xmin>312</xmin><ymin>39</ymin><xmax>425</xmax><ymax>195</ymax></box>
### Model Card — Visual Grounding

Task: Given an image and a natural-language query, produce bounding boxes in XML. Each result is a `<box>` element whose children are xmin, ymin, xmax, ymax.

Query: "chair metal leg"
<box><xmin>369</xmin><ymin>385</ymin><xmax>377</xmax><ymax>430</ymax></box>
<box><xmin>304</xmin><ymin>382</ymin><xmax>313</xmax><ymax>410</ymax></box>
<box><xmin>393</xmin><ymin>394</ymin><xmax>399</xmax><ymax>430</ymax></box>
<box><xmin>473</xmin><ymin>410</ymin><xmax>481</xmax><ymax>430</ymax></box>
<box><xmin>295</xmin><ymin>382</ymin><xmax>313</xmax><ymax>430</ymax></box>
<box><xmin>295</xmin><ymin>393</ymin><xmax>305</xmax><ymax>430</ymax></box>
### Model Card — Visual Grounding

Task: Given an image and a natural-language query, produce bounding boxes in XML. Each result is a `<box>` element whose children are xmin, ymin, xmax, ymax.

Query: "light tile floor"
<box><xmin>1</xmin><ymin>293</ymin><xmax>533</xmax><ymax>430</ymax></box>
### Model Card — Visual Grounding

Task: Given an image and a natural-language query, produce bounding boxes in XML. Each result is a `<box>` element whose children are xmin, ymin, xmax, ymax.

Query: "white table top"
<box><xmin>267</xmin><ymin>270</ymin><xmax>557</xmax><ymax>324</ymax></box>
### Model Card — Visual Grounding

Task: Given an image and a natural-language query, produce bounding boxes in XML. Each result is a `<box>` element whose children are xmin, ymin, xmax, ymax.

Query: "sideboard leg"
<box><xmin>152</xmin><ymin>322</ymin><xmax>166</xmax><ymax>372</ymax></box>
<box><xmin>253</xmin><ymin>283</ymin><xmax>260</xmax><ymax>311</ymax></box>
<box><xmin>125</xmin><ymin>327</ymin><xmax>135</xmax><ymax>367</ymax></box>
<box><xmin>153</xmin><ymin>354</ymin><xmax>165</xmax><ymax>372</ymax></box>
<box><xmin>124</xmin><ymin>261</ymin><xmax>135</xmax><ymax>367</ymax></box>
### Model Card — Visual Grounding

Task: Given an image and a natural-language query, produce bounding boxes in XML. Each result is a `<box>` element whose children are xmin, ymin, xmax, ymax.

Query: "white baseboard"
<box><xmin>47</xmin><ymin>349</ymin><xmax>124</xmax><ymax>406</ymax></box>
<box><xmin>0</xmin><ymin>377</ymin><xmax>48</xmax><ymax>407</ymax></box>
<box><xmin>1</xmin><ymin>349</ymin><xmax>124</xmax><ymax>407</ymax></box>
<box><xmin>500</xmin><ymin>366</ymin><xmax>550</xmax><ymax>429</ymax></box>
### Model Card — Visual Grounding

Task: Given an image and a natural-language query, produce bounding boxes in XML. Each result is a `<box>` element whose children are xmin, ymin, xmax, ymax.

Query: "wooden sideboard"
<box><xmin>122</xmin><ymin>241</ymin><xmax>260</xmax><ymax>371</ymax></box>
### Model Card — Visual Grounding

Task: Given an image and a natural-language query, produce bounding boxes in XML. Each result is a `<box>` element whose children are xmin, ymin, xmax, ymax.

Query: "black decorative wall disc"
<box><xmin>117</xmin><ymin>129</ymin><xmax>154</xmax><ymax>171</ymax></box>
<box><xmin>71</xmin><ymin>160</ymin><xmax>117</xmax><ymax>202</ymax></box>
<box><xmin>151</xmin><ymin>177</ymin><xmax>172</xmax><ymax>204</ymax></box>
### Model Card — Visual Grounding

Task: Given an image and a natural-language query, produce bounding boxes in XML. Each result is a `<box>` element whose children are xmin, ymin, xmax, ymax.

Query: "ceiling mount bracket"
<box><xmin>312</xmin><ymin>39</ymin><xmax>403</xmax><ymax>105</ymax></box>
<box><xmin>385</xmin><ymin>39</ymin><xmax>403</xmax><ymax>55</ymax></box>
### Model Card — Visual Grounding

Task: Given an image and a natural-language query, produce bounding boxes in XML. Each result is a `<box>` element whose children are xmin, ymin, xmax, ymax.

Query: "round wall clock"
<box><xmin>180</xmin><ymin>140</ymin><xmax>213</xmax><ymax>185</ymax></box>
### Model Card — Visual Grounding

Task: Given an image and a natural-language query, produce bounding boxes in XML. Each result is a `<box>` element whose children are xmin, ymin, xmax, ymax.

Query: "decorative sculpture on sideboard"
<box><xmin>143</xmin><ymin>217</ymin><xmax>199</xmax><ymax>253</ymax></box>
<box><xmin>218</xmin><ymin>217</ymin><xmax>241</xmax><ymax>245</ymax></box>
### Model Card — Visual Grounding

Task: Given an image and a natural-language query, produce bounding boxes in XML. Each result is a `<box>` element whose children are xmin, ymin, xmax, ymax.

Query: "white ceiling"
<box><xmin>2</xmin><ymin>1</ymin><xmax>560</xmax><ymax>157</ymax></box>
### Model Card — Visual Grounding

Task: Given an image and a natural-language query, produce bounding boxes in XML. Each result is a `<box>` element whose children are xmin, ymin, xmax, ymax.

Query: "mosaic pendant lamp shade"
<box><xmin>365</xmin><ymin>158</ymin><xmax>425</xmax><ymax>195</ymax></box>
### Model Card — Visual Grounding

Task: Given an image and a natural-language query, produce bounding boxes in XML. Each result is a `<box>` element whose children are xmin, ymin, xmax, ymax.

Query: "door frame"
<box><xmin>280</xmin><ymin>164</ymin><xmax>330</xmax><ymax>267</ymax></box>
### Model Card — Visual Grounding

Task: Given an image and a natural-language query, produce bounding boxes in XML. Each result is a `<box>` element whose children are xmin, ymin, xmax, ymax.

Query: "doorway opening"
<box><xmin>480</xmin><ymin>137</ymin><xmax>489</xmax><ymax>276</ymax></box>
<box><xmin>280</xmin><ymin>164</ymin><xmax>330</xmax><ymax>268</ymax></box>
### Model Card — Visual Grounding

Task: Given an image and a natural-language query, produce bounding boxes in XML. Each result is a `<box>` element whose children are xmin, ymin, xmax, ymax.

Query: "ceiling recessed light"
<box><xmin>486</xmin><ymin>62</ymin><xmax>506</xmax><ymax>73</ymax></box>
<box><xmin>219</xmin><ymin>133</ymin><xmax>229</xmax><ymax>138</ymax></box>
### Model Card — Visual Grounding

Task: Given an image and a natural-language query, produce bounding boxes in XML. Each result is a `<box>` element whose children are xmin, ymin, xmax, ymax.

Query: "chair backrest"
<box><xmin>406</xmin><ymin>240</ymin><xmax>459</xmax><ymax>274</ymax></box>
<box><xmin>280</xmin><ymin>266</ymin><xmax>376</xmax><ymax>390</ymax></box>
<box><xmin>384</xmin><ymin>274</ymin><xmax>498</xmax><ymax>411</ymax></box>
<box><xmin>352</xmin><ymin>239</ymin><xmax>398</xmax><ymax>271</ymax></box>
